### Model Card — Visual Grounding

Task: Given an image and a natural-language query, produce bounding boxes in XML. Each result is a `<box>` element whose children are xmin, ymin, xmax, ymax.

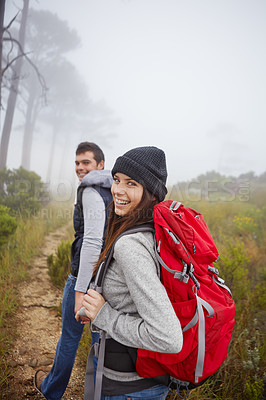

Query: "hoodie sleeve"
<box><xmin>75</xmin><ymin>187</ymin><xmax>105</xmax><ymax>293</ymax></box>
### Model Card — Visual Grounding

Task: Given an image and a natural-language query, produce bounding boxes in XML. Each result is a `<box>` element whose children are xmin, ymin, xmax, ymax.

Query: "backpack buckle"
<box><xmin>179</xmin><ymin>261</ymin><xmax>189</xmax><ymax>282</ymax></box>
<box><xmin>174</xmin><ymin>272</ymin><xmax>189</xmax><ymax>283</ymax></box>
<box><xmin>94</xmin><ymin>342</ymin><xmax>99</xmax><ymax>359</ymax></box>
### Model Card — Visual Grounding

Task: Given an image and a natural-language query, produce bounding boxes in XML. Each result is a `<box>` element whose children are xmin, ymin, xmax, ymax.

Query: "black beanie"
<box><xmin>112</xmin><ymin>146</ymin><xmax>168</xmax><ymax>202</ymax></box>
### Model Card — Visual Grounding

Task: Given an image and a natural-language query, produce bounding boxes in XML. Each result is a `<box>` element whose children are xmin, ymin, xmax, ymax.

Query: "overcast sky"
<box><xmin>5</xmin><ymin>0</ymin><xmax>266</xmax><ymax>184</ymax></box>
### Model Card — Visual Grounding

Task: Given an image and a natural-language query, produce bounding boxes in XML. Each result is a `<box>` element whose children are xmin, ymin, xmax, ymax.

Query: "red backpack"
<box><xmin>136</xmin><ymin>200</ymin><xmax>235</xmax><ymax>391</ymax></box>
<box><xmin>84</xmin><ymin>200</ymin><xmax>235</xmax><ymax>400</ymax></box>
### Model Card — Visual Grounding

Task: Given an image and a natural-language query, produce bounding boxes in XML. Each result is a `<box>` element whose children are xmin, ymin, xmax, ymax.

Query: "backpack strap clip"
<box><xmin>212</xmin><ymin>275</ymin><xmax>232</xmax><ymax>297</ymax></box>
<box><xmin>188</xmin><ymin>264</ymin><xmax>200</xmax><ymax>290</ymax></box>
<box><xmin>207</xmin><ymin>266</ymin><xmax>232</xmax><ymax>296</ymax></box>
<box><xmin>208</xmin><ymin>265</ymin><xmax>219</xmax><ymax>275</ymax></box>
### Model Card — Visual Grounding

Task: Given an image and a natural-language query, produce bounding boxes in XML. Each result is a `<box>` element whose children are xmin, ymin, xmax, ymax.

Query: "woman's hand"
<box><xmin>82</xmin><ymin>289</ymin><xmax>106</xmax><ymax>322</ymax></box>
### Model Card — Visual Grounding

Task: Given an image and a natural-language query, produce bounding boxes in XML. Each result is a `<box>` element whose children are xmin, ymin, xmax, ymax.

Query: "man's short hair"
<box><xmin>76</xmin><ymin>142</ymin><xmax>105</xmax><ymax>164</ymax></box>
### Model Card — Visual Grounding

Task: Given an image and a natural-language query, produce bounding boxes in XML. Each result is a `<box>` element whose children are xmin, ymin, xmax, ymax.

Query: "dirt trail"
<box><xmin>5</xmin><ymin>225</ymin><xmax>84</xmax><ymax>400</ymax></box>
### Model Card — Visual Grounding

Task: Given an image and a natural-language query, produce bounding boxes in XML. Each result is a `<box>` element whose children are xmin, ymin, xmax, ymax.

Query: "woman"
<box><xmin>82</xmin><ymin>146</ymin><xmax>183</xmax><ymax>400</ymax></box>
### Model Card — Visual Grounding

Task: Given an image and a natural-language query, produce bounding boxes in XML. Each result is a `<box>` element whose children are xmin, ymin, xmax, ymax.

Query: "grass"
<box><xmin>0</xmin><ymin>202</ymin><xmax>73</xmax><ymax>394</ymax></box>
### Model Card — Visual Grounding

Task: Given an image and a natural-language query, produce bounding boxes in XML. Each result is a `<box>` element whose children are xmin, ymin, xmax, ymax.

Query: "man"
<box><xmin>34</xmin><ymin>142</ymin><xmax>113</xmax><ymax>400</ymax></box>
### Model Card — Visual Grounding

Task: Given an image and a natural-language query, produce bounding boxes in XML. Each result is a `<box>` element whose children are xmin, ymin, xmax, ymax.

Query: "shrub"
<box><xmin>47</xmin><ymin>240</ymin><xmax>72</xmax><ymax>288</ymax></box>
<box><xmin>0</xmin><ymin>205</ymin><xmax>17</xmax><ymax>246</ymax></box>
<box><xmin>244</xmin><ymin>377</ymin><xmax>264</xmax><ymax>400</ymax></box>
<box><xmin>216</xmin><ymin>238</ymin><xmax>250</xmax><ymax>301</ymax></box>
<box><xmin>0</xmin><ymin>167</ymin><xmax>49</xmax><ymax>216</ymax></box>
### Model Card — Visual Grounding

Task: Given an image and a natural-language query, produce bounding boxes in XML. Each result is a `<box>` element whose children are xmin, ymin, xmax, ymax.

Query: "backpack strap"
<box><xmin>155</xmin><ymin>248</ymin><xmax>189</xmax><ymax>283</ymax></box>
<box><xmin>84</xmin><ymin>330</ymin><xmax>108</xmax><ymax>400</ymax></box>
<box><xmin>191</xmin><ymin>290</ymin><xmax>215</xmax><ymax>383</ymax></box>
<box><xmin>156</xmin><ymin>228</ymin><xmax>200</xmax><ymax>288</ymax></box>
<box><xmin>91</xmin><ymin>223</ymin><xmax>155</xmax><ymax>290</ymax></box>
<box><xmin>84</xmin><ymin>224</ymin><xmax>155</xmax><ymax>400</ymax></box>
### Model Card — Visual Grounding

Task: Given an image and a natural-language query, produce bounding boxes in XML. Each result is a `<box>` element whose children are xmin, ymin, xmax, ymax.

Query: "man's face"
<box><xmin>75</xmin><ymin>151</ymin><xmax>104</xmax><ymax>181</ymax></box>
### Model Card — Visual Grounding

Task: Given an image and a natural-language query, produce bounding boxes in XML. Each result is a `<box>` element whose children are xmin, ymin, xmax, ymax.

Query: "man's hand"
<box><xmin>82</xmin><ymin>289</ymin><xmax>106</xmax><ymax>322</ymax></box>
<box><xmin>75</xmin><ymin>291</ymin><xmax>90</xmax><ymax>323</ymax></box>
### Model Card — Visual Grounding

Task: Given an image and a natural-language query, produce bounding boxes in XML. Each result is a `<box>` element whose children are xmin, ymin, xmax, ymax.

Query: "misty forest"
<box><xmin>0</xmin><ymin>1</ymin><xmax>265</xmax><ymax>400</ymax></box>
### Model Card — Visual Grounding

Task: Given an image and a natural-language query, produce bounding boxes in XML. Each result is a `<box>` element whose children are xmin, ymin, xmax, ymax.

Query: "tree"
<box><xmin>0</xmin><ymin>166</ymin><xmax>48</xmax><ymax>215</ymax></box>
<box><xmin>1</xmin><ymin>6</ymin><xmax>118</xmax><ymax>181</ymax></box>
<box><xmin>19</xmin><ymin>8</ymin><xmax>81</xmax><ymax>170</ymax></box>
<box><xmin>0</xmin><ymin>0</ymin><xmax>29</xmax><ymax>170</ymax></box>
<box><xmin>0</xmin><ymin>3</ymin><xmax>47</xmax><ymax>171</ymax></box>
<box><xmin>238</xmin><ymin>171</ymin><xmax>256</xmax><ymax>181</ymax></box>
<box><xmin>42</xmin><ymin>59</ymin><xmax>111</xmax><ymax>182</ymax></box>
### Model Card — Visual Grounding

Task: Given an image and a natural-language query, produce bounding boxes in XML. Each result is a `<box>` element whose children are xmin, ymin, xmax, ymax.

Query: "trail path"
<box><xmin>5</xmin><ymin>225</ymin><xmax>84</xmax><ymax>400</ymax></box>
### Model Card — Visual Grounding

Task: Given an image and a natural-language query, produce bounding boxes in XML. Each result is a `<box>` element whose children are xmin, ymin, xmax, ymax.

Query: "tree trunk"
<box><xmin>0</xmin><ymin>0</ymin><xmax>6</xmax><ymax>120</ymax></box>
<box><xmin>21</xmin><ymin>82</ymin><xmax>39</xmax><ymax>170</ymax></box>
<box><xmin>59</xmin><ymin>131</ymin><xmax>70</xmax><ymax>179</ymax></box>
<box><xmin>46</xmin><ymin>119</ymin><xmax>60</xmax><ymax>183</ymax></box>
<box><xmin>0</xmin><ymin>0</ymin><xmax>29</xmax><ymax>170</ymax></box>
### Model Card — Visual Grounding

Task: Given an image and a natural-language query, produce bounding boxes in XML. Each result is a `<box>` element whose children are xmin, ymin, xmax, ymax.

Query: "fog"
<box><xmin>3</xmin><ymin>0</ymin><xmax>266</xmax><ymax>188</ymax></box>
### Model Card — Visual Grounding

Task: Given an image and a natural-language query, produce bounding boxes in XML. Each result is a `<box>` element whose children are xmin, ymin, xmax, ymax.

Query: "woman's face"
<box><xmin>111</xmin><ymin>172</ymin><xmax>144</xmax><ymax>217</ymax></box>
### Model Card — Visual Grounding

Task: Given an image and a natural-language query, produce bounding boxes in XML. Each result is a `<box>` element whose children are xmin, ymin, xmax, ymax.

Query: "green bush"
<box><xmin>0</xmin><ymin>167</ymin><xmax>49</xmax><ymax>216</ymax></box>
<box><xmin>216</xmin><ymin>238</ymin><xmax>250</xmax><ymax>301</ymax></box>
<box><xmin>47</xmin><ymin>240</ymin><xmax>72</xmax><ymax>288</ymax></box>
<box><xmin>244</xmin><ymin>377</ymin><xmax>264</xmax><ymax>400</ymax></box>
<box><xmin>0</xmin><ymin>205</ymin><xmax>17</xmax><ymax>246</ymax></box>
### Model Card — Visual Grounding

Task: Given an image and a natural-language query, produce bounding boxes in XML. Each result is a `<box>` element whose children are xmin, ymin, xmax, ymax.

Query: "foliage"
<box><xmin>245</xmin><ymin>377</ymin><xmax>264</xmax><ymax>400</ymax></box>
<box><xmin>233</xmin><ymin>215</ymin><xmax>258</xmax><ymax>235</ymax></box>
<box><xmin>25</xmin><ymin>8</ymin><xmax>80</xmax><ymax>58</ymax></box>
<box><xmin>216</xmin><ymin>238</ymin><xmax>250</xmax><ymax>301</ymax></box>
<box><xmin>0</xmin><ymin>205</ymin><xmax>17</xmax><ymax>246</ymax></box>
<box><xmin>0</xmin><ymin>167</ymin><xmax>49</xmax><ymax>216</ymax></box>
<box><xmin>47</xmin><ymin>240</ymin><xmax>72</xmax><ymax>288</ymax></box>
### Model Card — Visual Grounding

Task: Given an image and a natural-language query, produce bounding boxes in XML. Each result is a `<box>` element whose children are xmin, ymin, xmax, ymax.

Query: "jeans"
<box><xmin>101</xmin><ymin>384</ymin><xmax>169</xmax><ymax>400</ymax></box>
<box><xmin>41</xmin><ymin>274</ymin><xmax>99</xmax><ymax>400</ymax></box>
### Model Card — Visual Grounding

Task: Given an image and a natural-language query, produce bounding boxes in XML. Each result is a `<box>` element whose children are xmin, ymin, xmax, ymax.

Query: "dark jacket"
<box><xmin>70</xmin><ymin>170</ymin><xmax>113</xmax><ymax>273</ymax></box>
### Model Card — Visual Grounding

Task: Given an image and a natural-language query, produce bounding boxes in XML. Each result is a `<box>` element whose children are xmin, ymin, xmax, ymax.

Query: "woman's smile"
<box><xmin>114</xmin><ymin>197</ymin><xmax>130</xmax><ymax>206</ymax></box>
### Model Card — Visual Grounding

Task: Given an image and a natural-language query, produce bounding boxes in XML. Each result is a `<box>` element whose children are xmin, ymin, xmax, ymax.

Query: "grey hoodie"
<box><xmin>92</xmin><ymin>231</ymin><xmax>183</xmax><ymax>382</ymax></box>
<box><xmin>75</xmin><ymin>169</ymin><xmax>113</xmax><ymax>293</ymax></box>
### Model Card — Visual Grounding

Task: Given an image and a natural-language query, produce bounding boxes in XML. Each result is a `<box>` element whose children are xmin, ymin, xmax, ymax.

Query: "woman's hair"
<box><xmin>94</xmin><ymin>187</ymin><xmax>159</xmax><ymax>274</ymax></box>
